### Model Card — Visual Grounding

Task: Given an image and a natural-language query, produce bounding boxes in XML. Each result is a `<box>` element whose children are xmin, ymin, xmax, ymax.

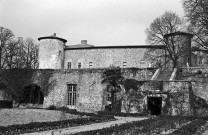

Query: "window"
<box><xmin>89</xmin><ymin>62</ymin><xmax>92</xmax><ymax>68</ymax></box>
<box><xmin>123</xmin><ymin>62</ymin><xmax>126</xmax><ymax>68</ymax></box>
<box><xmin>67</xmin><ymin>62</ymin><xmax>71</xmax><ymax>69</ymax></box>
<box><xmin>67</xmin><ymin>84</ymin><xmax>77</xmax><ymax>106</ymax></box>
<box><xmin>140</xmin><ymin>60</ymin><xmax>145</xmax><ymax>68</ymax></box>
<box><xmin>107</xmin><ymin>93</ymin><xmax>111</xmax><ymax>101</ymax></box>
<box><xmin>107</xmin><ymin>93</ymin><xmax>117</xmax><ymax>102</ymax></box>
<box><xmin>78</xmin><ymin>62</ymin><xmax>81</xmax><ymax>69</ymax></box>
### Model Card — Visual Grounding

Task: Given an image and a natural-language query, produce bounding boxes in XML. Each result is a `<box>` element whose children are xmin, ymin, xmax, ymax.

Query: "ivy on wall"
<box><xmin>33</xmin><ymin>69</ymin><xmax>56</xmax><ymax>97</ymax></box>
<box><xmin>0</xmin><ymin>69</ymin><xmax>56</xmax><ymax>102</ymax></box>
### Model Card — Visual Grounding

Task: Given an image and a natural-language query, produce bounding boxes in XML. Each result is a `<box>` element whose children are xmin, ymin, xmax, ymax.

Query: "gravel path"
<box><xmin>0</xmin><ymin>109</ymin><xmax>85</xmax><ymax>127</ymax></box>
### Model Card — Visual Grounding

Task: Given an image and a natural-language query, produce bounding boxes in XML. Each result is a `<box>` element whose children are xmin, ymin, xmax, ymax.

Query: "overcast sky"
<box><xmin>0</xmin><ymin>0</ymin><xmax>184</xmax><ymax>46</ymax></box>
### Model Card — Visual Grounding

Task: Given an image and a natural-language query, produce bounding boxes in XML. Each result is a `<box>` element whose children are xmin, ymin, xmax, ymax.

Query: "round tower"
<box><xmin>164</xmin><ymin>31</ymin><xmax>193</xmax><ymax>68</ymax></box>
<box><xmin>38</xmin><ymin>33</ymin><xmax>67</xmax><ymax>69</ymax></box>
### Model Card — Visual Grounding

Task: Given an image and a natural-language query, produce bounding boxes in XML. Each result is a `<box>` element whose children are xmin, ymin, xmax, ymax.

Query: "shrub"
<box><xmin>47</xmin><ymin>105</ymin><xmax>56</xmax><ymax>110</ymax></box>
<box><xmin>196</xmin><ymin>70</ymin><xmax>202</xmax><ymax>75</ymax></box>
<box><xmin>0</xmin><ymin>100</ymin><xmax>13</xmax><ymax>108</ymax></box>
<box><xmin>97</xmin><ymin>110</ymin><xmax>148</xmax><ymax>117</ymax></box>
<box><xmin>170</xmin><ymin>119</ymin><xmax>207</xmax><ymax>135</ymax></box>
<box><xmin>58</xmin><ymin>106</ymin><xmax>77</xmax><ymax>113</ymax></box>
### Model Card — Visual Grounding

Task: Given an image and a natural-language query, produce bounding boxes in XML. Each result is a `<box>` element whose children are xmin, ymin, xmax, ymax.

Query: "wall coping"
<box><xmin>64</xmin><ymin>45</ymin><xmax>166</xmax><ymax>50</ymax></box>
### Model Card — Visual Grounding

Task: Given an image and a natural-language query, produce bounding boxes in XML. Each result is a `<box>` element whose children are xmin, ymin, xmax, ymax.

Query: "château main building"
<box><xmin>38</xmin><ymin>33</ymin><xmax>165</xmax><ymax>70</ymax></box>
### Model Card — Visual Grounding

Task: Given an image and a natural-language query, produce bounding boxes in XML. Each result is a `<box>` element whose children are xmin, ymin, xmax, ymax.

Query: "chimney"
<box><xmin>53</xmin><ymin>33</ymin><xmax>56</xmax><ymax>36</ymax></box>
<box><xmin>81</xmin><ymin>40</ymin><xmax>87</xmax><ymax>45</ymax></box>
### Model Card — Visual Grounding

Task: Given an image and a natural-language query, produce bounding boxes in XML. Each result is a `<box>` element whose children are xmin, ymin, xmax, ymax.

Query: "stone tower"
<box><xmin>164</xmin><ymin>31</ymin><xmax>193</xmax><ymax>68</ymax></box>
<box><xmin>38</xmin><ymin>33</ymin><xmax>67</xmax><ymax>69</ymax></box>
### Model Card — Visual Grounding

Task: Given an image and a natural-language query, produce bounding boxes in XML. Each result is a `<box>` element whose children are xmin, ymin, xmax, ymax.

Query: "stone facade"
<box><xmin>64</xmin><ymin>47</ymin><xmax>161</xmax><ymax>69</ymax></box>
<box><xmin>38</xmin><ymin>35</ymin><xmax>66</xmax><ymax>69</ymax></box>
<box><xmin>38</xmin><ymin>34</ymin><xmax>165</xmax><ymax>70</ymax></box>
<box><xmin>43</xmin><ymin>68</ymin><xmax>155</xmax><ymax>112</ymax></box>
<box><xmin>1</xmin><ymin>32</ymin><xmax>204</xmax><ymax>116</ymax></box>
<box><xmin>164</xmin><ymin>32</ymin><xmax>194</xmax><ymax>69</ymax></box>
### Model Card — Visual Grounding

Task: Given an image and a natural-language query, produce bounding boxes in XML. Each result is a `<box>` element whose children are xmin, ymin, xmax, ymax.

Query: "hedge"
<box><xmin>0</xmin><ymin>100</ymin><xmax>13</xmax><ymax>108</ymax></box>
<box><xmin>71</xmin><ymin>116</ymin><xmax>204</xmax><ymax>135</ymax></box>
<box><xmin>97</xmin><ymin>111</ymin><xmax>148</xmax><ymax>117</ymax></box>
<box><xmin>47</xmin><ymin>106</ymin><xmax>106</xmax><ymax>117</ymax></box>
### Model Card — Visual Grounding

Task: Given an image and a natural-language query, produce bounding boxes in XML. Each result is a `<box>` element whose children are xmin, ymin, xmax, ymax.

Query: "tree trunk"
<box><xmin>188</xmin><ymin>82</ymin><xmax>196</xmax><ymax>115</ymax></box>
<box><xmin>111</xmin><ymin>91</ymin><xmax>115</xmax><ymax>111</ymax></box>
<box><xmin>0</xmin><ymin>46</ymin><xmax>2</xmax><ymax>69</ymax></box>
<box><xmin>38</xmin><ymin>88</ymin><xmax>40</xmax><ymax>104</ymax></box>
<box><xmin>173</xmin><ymin>60</ymin><xmax>178</xmax><ymax>70</ymax></box>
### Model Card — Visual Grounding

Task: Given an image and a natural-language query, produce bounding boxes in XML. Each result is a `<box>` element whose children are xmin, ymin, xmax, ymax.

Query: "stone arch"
<box><xmin>21</xmin><ymin>84</ymin><xmax>44</xmax><ymax>104</ymax></box>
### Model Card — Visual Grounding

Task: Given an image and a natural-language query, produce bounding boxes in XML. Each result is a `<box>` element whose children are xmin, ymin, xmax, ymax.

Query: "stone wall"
<box><xmin>163</xmin><ymin>82</ymin><xmax>191</xmax><ymax>115</ymax></box>
<box><xmin>43</xmin><ymin>68</ymin><xmax>155</xmax><ymax>112</ymax></box>
<box><xmin>0</xmin><ymin>68</ymin><xmax>196</xmax><ymax>115</ymax></box>
<box><xmin>121</xmin><ymin>81</ymin><xmax>191</xmax><ymax>115</ymax></box>
<box><xmin>64</xmin><ymin>48</ymin><xmax>150</xmax><ymax>69</ymax></box>
<box><xmin>180</xmin><ymin>67</ymin><xmax>208</xmax><ymax>116</ymax></box>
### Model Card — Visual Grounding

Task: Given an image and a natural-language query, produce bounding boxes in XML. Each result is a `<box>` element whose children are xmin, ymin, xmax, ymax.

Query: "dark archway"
<box><xmin>21</xmin><ymin>84</ymin><xmax>44</xmax><ymax>104</ymax></box>
<box><xmin>148</xmin><ymin>97</ymin><xmax>162</xmax><ymax>115</ymax></box>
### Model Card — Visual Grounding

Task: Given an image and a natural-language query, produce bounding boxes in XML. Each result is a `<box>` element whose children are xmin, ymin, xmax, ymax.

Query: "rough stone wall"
<box><xmin>180</xmin><ymin>67</ymin><xmax>208</xmax><ymax>115</ymax></box>
<box><xmin>43</xmin><ymin>68</ymin><xmax>155</xmax><ymax>112</ymax></box>
<box><xmin>121</xmin><ymin>81</ymin><xmax>191</xmax><ymax>115</ymax></box>
<box><xmin>64</xmin><ymin>48</ymin><xmax>149</xmax><ymax>69</ymax></box>
<box><xmin>163</xmin><ymin>82</ymin><xmax>190</xmax><ymax>115</ymax></box>
<box><xmin>165</xmin><ymin>34</ymin><xmax>192</xmax><ymax>68</ymax></box>
<box><xmin>43</xmin><ymin>69</ymin><xmax>105</xmax><ymax>112</ymax></box>
<box><xmin>39</xmin><ymin>39</ymin><xmax>65</xmax><ymax>69</ymax></box>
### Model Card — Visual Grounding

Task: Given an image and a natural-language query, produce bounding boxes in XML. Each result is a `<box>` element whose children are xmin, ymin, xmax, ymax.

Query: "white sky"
<box><xmin>0</xmin><ymin>0</ymin><xmax>184</xmax><ymax>46</ymax></box>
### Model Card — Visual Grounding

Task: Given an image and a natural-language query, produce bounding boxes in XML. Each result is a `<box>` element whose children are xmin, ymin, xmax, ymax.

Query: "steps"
<box><xmin>156</xmin><ymin>70</ymin><xmax>173</xmax><ymax>81</ymax></box>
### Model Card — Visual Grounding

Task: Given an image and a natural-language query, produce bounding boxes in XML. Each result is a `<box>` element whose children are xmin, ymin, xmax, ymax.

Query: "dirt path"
<box><xmin>21</xmin><ymin>117</ymin><xmax>148</xmax><ymax>135</ymax></box>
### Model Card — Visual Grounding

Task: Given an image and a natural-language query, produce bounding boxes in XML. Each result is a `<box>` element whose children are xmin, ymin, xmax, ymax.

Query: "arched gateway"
<box><xmin>21</xmin><ymin>84</ymin><xmax>44</xmax><ymax>104</ymax></box>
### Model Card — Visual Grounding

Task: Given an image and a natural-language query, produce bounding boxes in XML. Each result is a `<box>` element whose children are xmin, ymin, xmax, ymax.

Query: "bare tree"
<box><xmin>0</xmin><ymin>26</ymin><xmax>39</xmax><ymax>69</ymax></box>
<box><xmin>145</xmin><ymin>11</ymin><xmax>187</xmax><ymax>69</ymax></box>
<box><xmin>183</xmin><ymin>0</ymin><xmax>208</xmax><ymax>49</ymax></box>
<box><xmin>0</xmin><ymin>27</ymin><xmax>14</xmax><ymax>69</ymax></box>
<box><xmin>23</xmin><ymin>38</ymin><xmax>39</xmax><ymax>69</ymax></box>
<box><xmin>5</xmin><ymin>37</ymin><xmax>22</xmax><ymax>69</ymax></box>
<box><xmin>13</xmin><ymin>37</ymin><xmax>25</xmax><ymax>68</ymax></box>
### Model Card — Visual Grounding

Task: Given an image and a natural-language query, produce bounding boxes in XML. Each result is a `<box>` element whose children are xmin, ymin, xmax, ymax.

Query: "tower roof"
<box><xmin>38</xmin><ymin>33</ymin><xmax>67</xmax><ymax>43</ymax></box>
<box><xmin>164</xmin><ymin>31</ymin><xmax>193</xmax><ymax>38</ymax></box>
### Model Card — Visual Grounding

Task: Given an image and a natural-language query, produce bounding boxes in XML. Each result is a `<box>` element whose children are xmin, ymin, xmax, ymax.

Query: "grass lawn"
<box><xmin>0</xmin><ymin>108</ymin><xmax>88</xmax><ymax>127</ymax></box>
<box><xmin>0</xmin><ymin>108</ymin><xmax>115</xmax><ymax>135</ymax></box>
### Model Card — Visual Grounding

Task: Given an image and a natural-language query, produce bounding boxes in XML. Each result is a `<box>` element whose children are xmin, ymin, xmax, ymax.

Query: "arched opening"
<box><xmin>148</xmin><ymin>97</ymin><xmax>162</xmax><ymax>115</ymax></box>
<box><xmin>21</xmin><ymin>84</ymin><xmax>44</xmax><ymax>104</ymax></box>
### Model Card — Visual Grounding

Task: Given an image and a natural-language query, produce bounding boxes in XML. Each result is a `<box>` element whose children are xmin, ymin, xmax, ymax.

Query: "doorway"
<box><xmin>21</xmin><ymin>84</ymin><xmax>44</xmax><ymax>104</ymax></box>
<box><xmin>147</xmin><ymin>97</ymin><xmax>162</xmax><ymax>115</ymax></box>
